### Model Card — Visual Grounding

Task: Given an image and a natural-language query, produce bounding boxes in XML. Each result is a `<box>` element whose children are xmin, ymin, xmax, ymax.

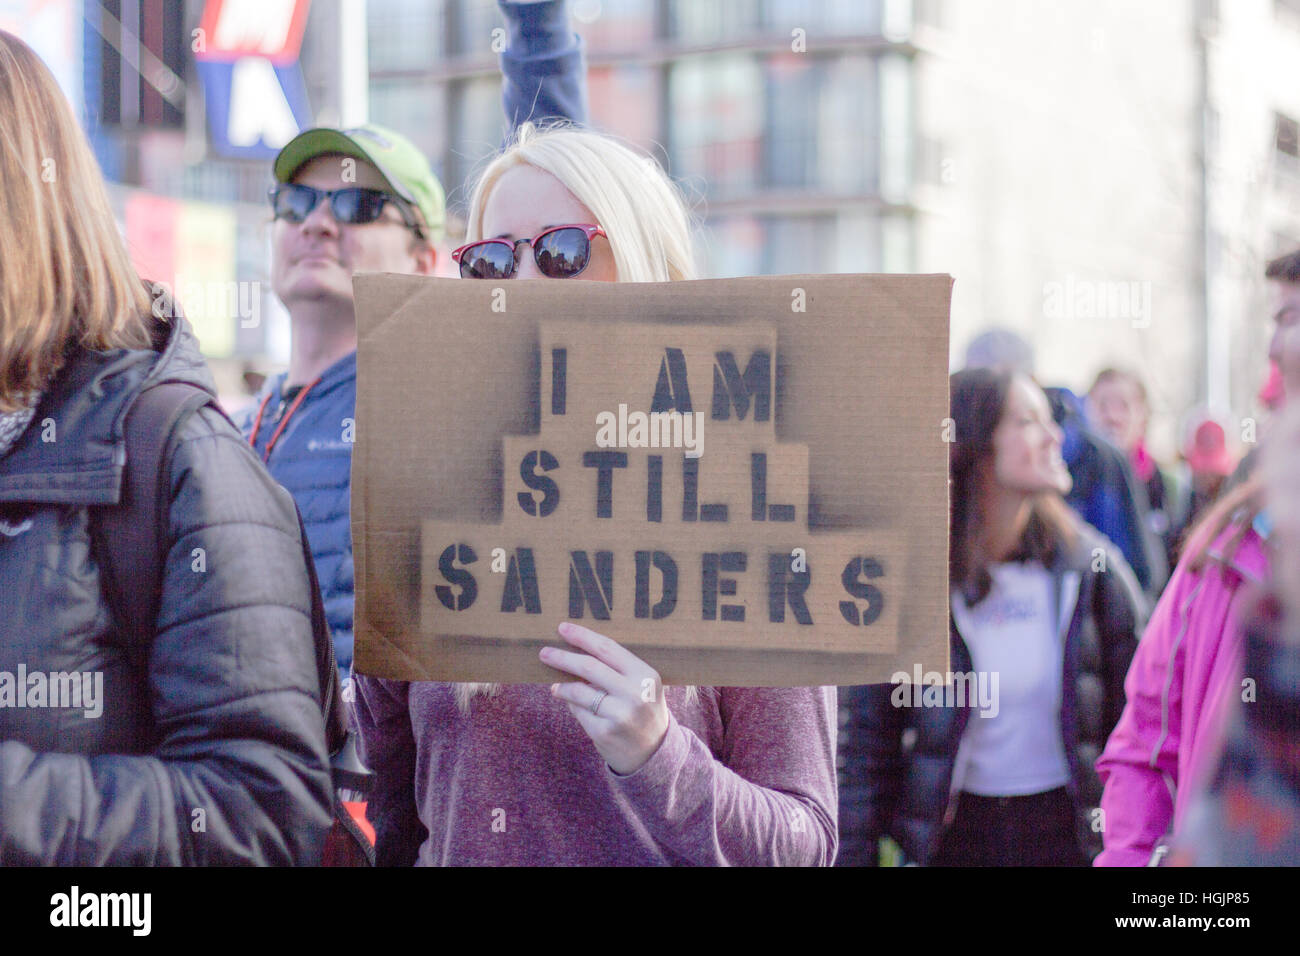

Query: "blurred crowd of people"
<box><xmin>839</xmin><ymin>251</ymin><xmax>1300</xmax><ymax>866</ymax></box>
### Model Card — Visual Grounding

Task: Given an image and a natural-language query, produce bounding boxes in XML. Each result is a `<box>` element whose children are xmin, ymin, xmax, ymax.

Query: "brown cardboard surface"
<box><xmin>352</xmin><ymin>273</ymin><xmax>952</xmax><ymax>686</ymax></box>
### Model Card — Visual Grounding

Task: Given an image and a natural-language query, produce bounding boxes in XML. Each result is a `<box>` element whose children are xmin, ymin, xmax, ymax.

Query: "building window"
<box><xmin>452</xmin><ymin>0</ymin><xmax>505</xmax><ymax>58</ymax></box>
<box><xmin>370</xmin><ymin>81</ymin><xmax>448</xmax><ymax>174</ymax></box>
<box><xmin>669</xmin><ymin>0</ymin><xmax>886</xmax><ymax>39</ymax></box>
<box><xmin>764</xmin><ymin>54</ymin><xmax>880</xmax><ymax>193</ymax></box>
<box><xmin>878</xmin><ymin>52</ymin><xmax>912</xmax><ymax>202</ymax></box>
<box><xmin>672</xmin><ymin>52</ymin><xmax>885</xmax><ymax>198</ymax></box>
<box><xmin>448</xmin><ymin>75</ymin><xmax>507</xmax><ymax>206</ymax></box>
<box><xmin>763</xmin><ymin>215</ymin><xmax>839</xmax><ymax>274</ymax></box>
<box><xmin>763</xmin><ymin>0</ymin><xmax>883</xmax><ymax>34</ymax></box>
<box><xmin>820</xmin><ymin>57</ymin><xmax>878</xmax><ymax>192</ymax></box>
<box><xmin>588</xmin><ymin>65</ymin><xmax>660</xmax><ymax>151</ymax></box>
<box><xmin>698</xmin><ymin>214</ymin><xmax>883</xmax><ymax>277</ymax></box>
<box><xmin>697</xmin><ymin>215</ymin><xmax>765</xmax><ymax>278</ymax></box>
<box><xmin>572</xmin><ymin>0</ymin><xmax>657</xmax><ymax>48</ymax></box>
<box><xmin>668</xmin><ymin>0</ymin><xmax>761</xmax><ymax>42</ymax></box>
<box><xmin>369</xmin><ymin>0</ymin><xmax>445</xmax><ymax>69</ymax></box>
<box><xmin>668</xmin><ymin>55</ymin><xmax>764</xmax><ymax>198</ymax></box>
<box><xmin>764</xmin><ymin>54</ymin><xmax>819</xmax><ymax>189</ymax></box>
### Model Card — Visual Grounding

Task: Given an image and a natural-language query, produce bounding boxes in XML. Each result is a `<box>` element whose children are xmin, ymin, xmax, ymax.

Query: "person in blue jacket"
<box><xmin>1044</xmin><ymin>385</ymin><xmax>1168</xmax><ymax>598</ymax></box>
<box><xmin>240</xmin><ymin>0</ymin><xmax>588</xmax><ymax>687</ymax></box>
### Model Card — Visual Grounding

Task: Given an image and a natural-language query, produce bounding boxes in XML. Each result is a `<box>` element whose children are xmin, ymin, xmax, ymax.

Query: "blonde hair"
<box><xmin>457</xmin><ymin>124</ymin><xmax>699</xmax><ymax>711</ymax></box>
<box><xmin>464</xmin><ymin>122</ymin><xmax>697</xmax><ymax>283</ymax></box>
<box><xmin>0</xmin><ymin>31</ymin><xmax>152</xmax><ymax>412</ymax></box>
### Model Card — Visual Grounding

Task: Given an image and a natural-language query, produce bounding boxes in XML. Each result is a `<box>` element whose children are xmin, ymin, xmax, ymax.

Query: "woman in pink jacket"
<box><xmin>1097</xmin><ymin>257</ymin><xmax>1300</xmax><ymax>866</ymax></box>
<box><xmin>1094</xmin><ymin>478</ymin><xmax>1269</xmax><ymax>866</ymax></box>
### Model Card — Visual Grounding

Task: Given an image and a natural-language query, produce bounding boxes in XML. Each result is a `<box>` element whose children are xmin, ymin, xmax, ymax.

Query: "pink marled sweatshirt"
<box><xmin>353</xmin><ymin>680</ymin><xmax>838</xmax><ymax>866</ymax></box>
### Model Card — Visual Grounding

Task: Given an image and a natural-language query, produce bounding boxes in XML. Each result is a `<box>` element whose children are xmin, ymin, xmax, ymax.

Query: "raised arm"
<box><xmin>499</xmin><ymin>0</ymin><xmax>588</xmax><ymax>131</ymax></box>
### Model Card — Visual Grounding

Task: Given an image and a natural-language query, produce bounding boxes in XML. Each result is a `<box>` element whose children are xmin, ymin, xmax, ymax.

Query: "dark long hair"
<box><xmin>1183</xmin><ymin>474</ymin><xmax>1264</xmax><ymax>575</ymax></box>
<box><xmin>950</xmin><ymin>368</ymin><xmax>1079</xmax><ymax>605</ymax></box>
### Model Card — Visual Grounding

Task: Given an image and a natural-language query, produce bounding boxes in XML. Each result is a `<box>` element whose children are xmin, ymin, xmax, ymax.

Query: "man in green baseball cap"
<box><xmin>272</xmin><ymin>123</ymin><xmax>447</xmax><ymax>240</ymax></box>
<box><xmin>238</xmin><ymin>0</ymin><xmax>589</xmax><ymax>700</ymax></box>
<box><xmin>266</xmin><ymin>121</ymin><xmax>443</xmax><ymax>333</ymax></box>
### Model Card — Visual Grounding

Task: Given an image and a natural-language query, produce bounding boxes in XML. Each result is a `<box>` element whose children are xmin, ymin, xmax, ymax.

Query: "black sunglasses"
<box><xmin>269</xmin><ymin>184</ymin><xmax>426</xmax><ymax>238</ymax></box>
<box><xmin>452</xmin><ymin>224</ymin><xmax>606</xmax><ymax>279</ymax></box>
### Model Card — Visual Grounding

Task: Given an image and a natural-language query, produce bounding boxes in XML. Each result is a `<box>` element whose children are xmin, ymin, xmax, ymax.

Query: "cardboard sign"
<box><xmin>352</xmin><ymin>274</ymin><xmax>951</xmax><ymax>686</ymax></box>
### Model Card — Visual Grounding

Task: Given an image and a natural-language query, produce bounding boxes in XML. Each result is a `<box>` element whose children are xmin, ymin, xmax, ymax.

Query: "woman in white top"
<box><xmin>838</xmin><ymin>368</ymin><xmax>1145</xmax><ymax>866</ymax></box>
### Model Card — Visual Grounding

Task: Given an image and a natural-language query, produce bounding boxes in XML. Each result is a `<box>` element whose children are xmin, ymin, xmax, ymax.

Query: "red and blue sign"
<box><xmin>194</xmin><ymin>0</ymin><xmax>314</xmax><ymax>159</ymax></box>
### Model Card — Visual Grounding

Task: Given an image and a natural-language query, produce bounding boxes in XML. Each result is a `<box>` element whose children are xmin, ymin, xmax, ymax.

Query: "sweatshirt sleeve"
<box><xmin>498</xmin><ymin>0</ymin><xmax>588</xmax><ymax>131</ymax></box>
<box><xmin>1094</xmin><ymin>566</ymin><xmax>1190</xmax><ymax>867</ymax></box>
<box><xmin>609</xmin><ymin>686</ymin><xmax>838</xmax><ymax>866</ymax></box>
<box><xmin>353</xmin><ymin>675</ymin><xmax>426</xmax><ymax>866</ymax></box>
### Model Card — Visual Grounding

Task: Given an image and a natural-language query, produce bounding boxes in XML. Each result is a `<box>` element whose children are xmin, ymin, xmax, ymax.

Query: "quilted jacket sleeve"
<box><xmin>0</xmin><ymin>406</ymin><xmax>334</xmax><ymax>865</ymax></box>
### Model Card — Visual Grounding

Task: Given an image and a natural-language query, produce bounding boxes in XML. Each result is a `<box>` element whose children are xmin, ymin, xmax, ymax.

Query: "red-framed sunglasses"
<box><xmin>452</xmin><ymin>224</ymin><xmax>606</xmax><ymax>279</ymax></box>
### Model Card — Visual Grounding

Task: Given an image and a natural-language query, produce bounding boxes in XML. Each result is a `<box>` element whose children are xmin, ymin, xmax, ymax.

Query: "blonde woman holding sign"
<box><xmin>353</xmin><ymin>123</ymin><xmax>837</xmax><ymax>866</ymax></box>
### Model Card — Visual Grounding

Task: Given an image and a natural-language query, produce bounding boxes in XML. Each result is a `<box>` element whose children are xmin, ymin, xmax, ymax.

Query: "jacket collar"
<box><xmin>0</xmin><ymin>317</ymin><xmax>215</xmax><ymax>505</ymax></box>
<box><xmin>263</xmin><ymin>350</ymin><xmax>357</xmax><ymax>407</ymax></box>
<box><xmin>1201</xmin><ymin>521</ymin><xmax>1271</xmax><ymax>585</ymax></box>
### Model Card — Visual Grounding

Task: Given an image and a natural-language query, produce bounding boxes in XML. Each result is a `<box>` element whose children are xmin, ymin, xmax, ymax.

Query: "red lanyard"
<box><xmin>248</xmin><ymin>376</ymin><xmax>321</xmax><ymax>463</ymax></box>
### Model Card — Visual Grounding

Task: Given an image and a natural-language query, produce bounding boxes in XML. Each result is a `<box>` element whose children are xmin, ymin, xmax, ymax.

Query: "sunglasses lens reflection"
<box><xmin>274</xmin><ymin>185</ymin><xmax>319</xmax><ymax>223</ymax></box>
<box><xmin>460</xmin><ymin>242</ymin><xmax>517</xmax><ymax>279</ymax></box>
<box><xmin>332</xmin><ymin>189</ymin><xmax>388</xmax><ymax>225</ymax></box>
<box><xmin>274</xmin><ymin>186</ymin><xmax>394</xmax><ymax>226</ymax></box>
<box><xmin>535</xmin><ymin>228</ymin><xmax>591</xmax><ymax>278</ymax></box>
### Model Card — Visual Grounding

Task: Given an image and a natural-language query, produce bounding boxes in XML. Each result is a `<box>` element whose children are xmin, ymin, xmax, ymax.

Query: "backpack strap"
<box><xmin>94</xmin><ymin>381</ymin><xmax>214</xmax><ymax>665</ymax></box>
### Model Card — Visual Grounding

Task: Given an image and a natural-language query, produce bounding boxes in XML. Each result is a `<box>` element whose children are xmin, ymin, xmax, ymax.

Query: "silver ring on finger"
<box><xmin>591</xmin><ymin>690</ymin><xmax>609</xmax><ymax>716</ymax></box>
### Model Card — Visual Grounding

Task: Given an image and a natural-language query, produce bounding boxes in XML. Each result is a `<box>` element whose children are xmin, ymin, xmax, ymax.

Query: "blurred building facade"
<box><xmin>366</xmin><ymin>0</ymin><xmax>1300</xmax><ymax>457</ymax></box>
<box><xmin>8</xmin><ymin>1</ymin><xmax>1299</xmax><ymax>441</ymax></box>
<box><xmin>366</xmin><ymin>0</ymin><xmax>919</xmax><ymax>276</ymax></box>
<box><xmin>915</xmin><ymin>0</ymin><xmax>1300</xmax><ymax>457</ymax></box>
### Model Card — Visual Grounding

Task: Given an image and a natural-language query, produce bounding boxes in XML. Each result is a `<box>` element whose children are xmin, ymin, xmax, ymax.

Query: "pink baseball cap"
<box><xmin>1184</xmin><ymin>418</ymin><xmax>1235</xmax><ymax>476</ymax></box>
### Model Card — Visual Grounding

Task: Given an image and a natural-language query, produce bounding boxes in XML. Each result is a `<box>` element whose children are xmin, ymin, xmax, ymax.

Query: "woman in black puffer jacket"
<box><xmin>837</xmin><ymin>368</ymin><xmax>1146</xmax><ymax>866</ymax></box>
<box><xmin>0</xmin><ymin>30</ymin><xmax>332</xmax><ymax>864</ymax></box>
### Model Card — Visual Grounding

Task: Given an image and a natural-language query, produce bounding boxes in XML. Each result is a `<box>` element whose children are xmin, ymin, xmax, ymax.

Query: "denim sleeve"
<box><xmin>499</xmin><ymin>0</ymin><xmax>588</xmax><ymax>132</ymax></box>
